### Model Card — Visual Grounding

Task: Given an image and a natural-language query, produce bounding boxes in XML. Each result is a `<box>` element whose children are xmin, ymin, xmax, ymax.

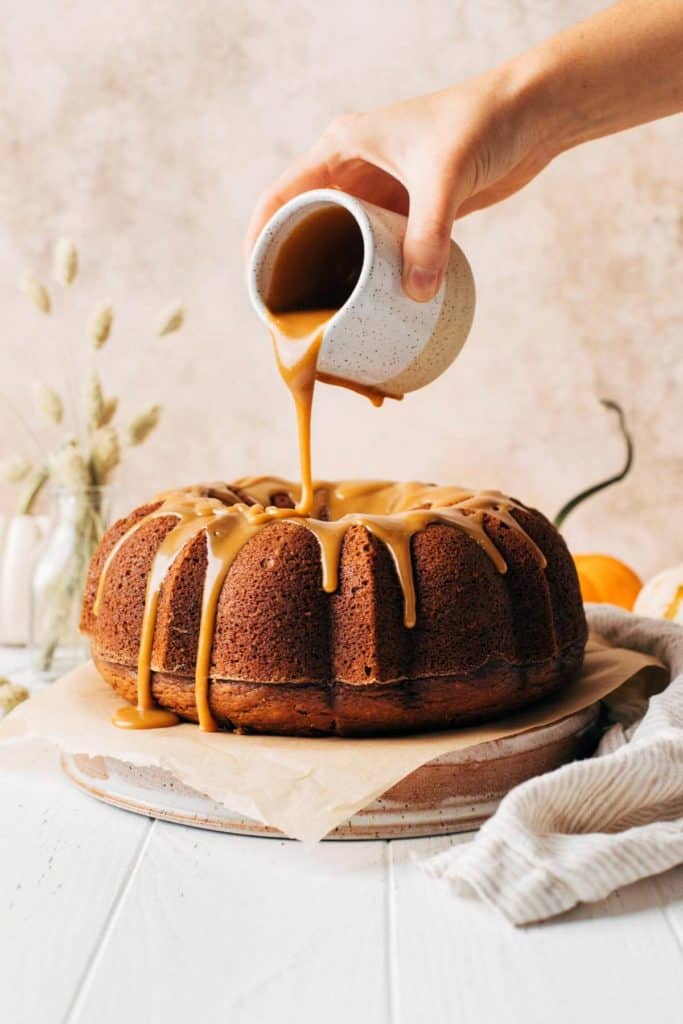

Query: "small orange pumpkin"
<box><xmin>554</xmin><ymin>400</ymin><xmax>642</xmax><ymax>610</ymax></box>
<box><xmin>572</xmin><ymin>554</ymin><xmax>642</xmax><ymax>611</ymax></box>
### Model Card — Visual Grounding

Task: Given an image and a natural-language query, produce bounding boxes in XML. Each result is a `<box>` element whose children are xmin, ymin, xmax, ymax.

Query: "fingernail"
<box><xmin>404</xmin><ymin>265</ymin><xmax>442</xmax><ymax>302</ymax></box>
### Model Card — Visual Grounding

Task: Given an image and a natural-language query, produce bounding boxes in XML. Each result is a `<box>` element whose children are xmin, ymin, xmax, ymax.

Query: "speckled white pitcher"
<box><xmin>247</xmin><ymin>188</ymin><xmax>475</xmax><ymax>396</ymax></box>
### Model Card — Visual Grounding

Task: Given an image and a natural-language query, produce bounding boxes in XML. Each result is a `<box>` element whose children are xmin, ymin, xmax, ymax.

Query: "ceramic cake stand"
<box><xmin>62</xmin><ymin>702</ymin><xmax>601</xmax><ymax>840</ymax></box>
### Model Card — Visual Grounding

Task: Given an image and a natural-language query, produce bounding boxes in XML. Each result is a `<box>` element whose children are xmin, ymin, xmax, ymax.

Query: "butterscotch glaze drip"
<box><xmin>94</xmin><ymin>478</ymin><xmax>547</xmax><ymax>731</ymax></box>
<box><xmin>315</xmin><ymin>371</ymin><xmax>402</xmax><ymax>407</ymax></box>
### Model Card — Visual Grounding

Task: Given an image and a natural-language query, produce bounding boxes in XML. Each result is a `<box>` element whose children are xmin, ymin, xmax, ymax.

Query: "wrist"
<box><xmin>501</xmin><ymin>43</ymin><xmax>580</xmax><ymax>163</ymax></box>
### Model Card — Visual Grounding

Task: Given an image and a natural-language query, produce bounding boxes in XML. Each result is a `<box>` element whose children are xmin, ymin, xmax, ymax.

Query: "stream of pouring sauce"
<box><xmin>267</xmin><ymin>306</ymin><xmax>396</xmax><ymax>514</ymax></box>
<box><xmin>265</xmin><ymin>204</ymin><xmax>399</xmax><ymax>516</ymax></box>
<box><xmin>268</xmin><ymin>307</ymin><xmax>336</xmax><ymax>515</ymax></box>
<box><xmin>106</xmin><ymin>206</ymin><xmax>546</xmax><ymax>731</ymax></box>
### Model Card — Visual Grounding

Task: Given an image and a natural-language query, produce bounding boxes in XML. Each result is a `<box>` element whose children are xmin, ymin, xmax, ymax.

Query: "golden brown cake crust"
<box><xmin>81</xmin><ymin>480</ymin><xmax>588</xmax><ymax>737</ymax></box>
<box><xmin>93</xmin><ymin>640</ymin><xmax>584</xmax><ymax>737</ymax></box>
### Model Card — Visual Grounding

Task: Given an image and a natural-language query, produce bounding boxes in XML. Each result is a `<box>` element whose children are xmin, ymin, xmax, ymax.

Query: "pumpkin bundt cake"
<box><xmin>81</xmin><ymin>477</ymin><xmax>587</xmax><ymax>737</ymax></box>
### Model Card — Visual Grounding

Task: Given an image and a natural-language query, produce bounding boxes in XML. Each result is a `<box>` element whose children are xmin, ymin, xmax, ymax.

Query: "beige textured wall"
<box><xmin>0</xmin><ymin>0</ymin><xmax>680</xmax><ymax>579</ymax></box>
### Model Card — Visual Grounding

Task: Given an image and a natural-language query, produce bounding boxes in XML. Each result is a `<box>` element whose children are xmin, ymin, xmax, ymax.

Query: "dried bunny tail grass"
<box><xmin>33</xmin><ymin>383</ymin><xmax>64</xmax><ymax>424</ymax></box>
<box><xmin>0</xmin><ymin>677</ymin><xmax>29</xmax><ymax>714</ymax></box>
<box><xmin>100</xmin><ymin>395</ymin><xmax>118</xmax><ymax>427</ymax></box>
<box><xmin>84</xmin><ymin>372</ymin><xmax>105</xmax><ymax>430</ymax></box>
<box><xmin>21</xmin><ymin>272</ymin><xmax>51</xmax><ymax>314</ymax></box>
<box><xmin>49</xmin><ymin>444</ymin><xmax>90</xmax><ymax>490</ymax></box>
<box><xmin>90</xmin><ymin>426</ymin><xmax>120</xmax><ymax>484</ymax></box>
<box><xmin>89</xmin><ymin>303</ymin><xmax>114</xmax><ymax>348</ymax></box>
<box><xmin>54</xmin><ymin>238</ymin><xmax>79</xmax><ymax>286</ymax></box>
<box><xmin>125</xmin><ymin>404</ymin><xmax>161</xmax><ymax>446</ymax></box>
<box><xmin>157</xmin><ymin>302</ymin><xmax>184</xmax><ymax>337</ymax></box>
<box><xmin>18</xmin><ymin>465</ymin><xmax>49</xmax><ymax>515</ymax></box>
<box><xmin>0</xmin><ymin>454</ymin><xmax>32</xmax><ymax>483</ymax></box>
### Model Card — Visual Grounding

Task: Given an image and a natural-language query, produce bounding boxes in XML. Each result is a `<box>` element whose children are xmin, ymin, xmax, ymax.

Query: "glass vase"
<box><xmin>31</xmin><ymin>485</ymin><xmax>113</xmax><ymax>679</ymax></box>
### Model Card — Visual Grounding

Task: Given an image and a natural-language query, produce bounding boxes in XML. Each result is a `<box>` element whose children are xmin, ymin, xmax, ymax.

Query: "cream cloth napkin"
<box><xmin>422</xmin><ymin>606</ymin><xmax>683</xmax><ymax>925</ymax></box>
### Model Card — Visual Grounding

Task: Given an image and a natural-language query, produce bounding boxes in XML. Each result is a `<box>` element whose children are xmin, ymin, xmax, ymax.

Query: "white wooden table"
<box><xmin>2</xmin><ymin>649</ymin><xmax>683</xmax><ymax>1024</ymax></box>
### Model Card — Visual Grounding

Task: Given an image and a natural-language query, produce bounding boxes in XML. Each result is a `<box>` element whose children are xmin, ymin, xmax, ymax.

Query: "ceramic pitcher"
<box><xmin>248</xmin><ymin>188</ymin><xmax>475</xmax><ymax>396</ymax></box>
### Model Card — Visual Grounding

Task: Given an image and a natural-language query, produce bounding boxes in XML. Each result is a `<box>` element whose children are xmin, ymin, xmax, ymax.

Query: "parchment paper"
<box><xmin>0</xmin><ymin>635</ymin><xmax>666</xmax><ymax>842</ymax></box>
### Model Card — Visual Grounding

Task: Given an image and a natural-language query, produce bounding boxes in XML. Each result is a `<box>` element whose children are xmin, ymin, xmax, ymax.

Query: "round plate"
<box><xmin>62</xmin><ymin>702</ymin><xmax>601</xmax><ymax>840</ymax></box>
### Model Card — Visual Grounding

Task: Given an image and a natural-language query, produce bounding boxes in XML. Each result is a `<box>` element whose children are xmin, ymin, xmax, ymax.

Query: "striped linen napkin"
<box><xmin>421</xmin><ymin>605</ymin><xmax>683</xmax><ymax>924</ymax></box>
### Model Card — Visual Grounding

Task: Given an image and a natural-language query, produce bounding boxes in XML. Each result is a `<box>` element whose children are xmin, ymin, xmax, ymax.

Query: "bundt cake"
<box><xmin>80</xmin><ymin>477</ymin><xmax>587</xmax><ymax>737</ymax></box>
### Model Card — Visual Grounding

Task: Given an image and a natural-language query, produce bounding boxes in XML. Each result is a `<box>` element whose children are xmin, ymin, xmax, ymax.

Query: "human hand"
<box><xmin>245</xmin><ymin>64</ymin><xmax>551</xmax><ymax>301</ymax></box>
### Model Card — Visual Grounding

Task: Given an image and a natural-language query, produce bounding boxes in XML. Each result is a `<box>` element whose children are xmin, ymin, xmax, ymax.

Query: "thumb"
<box><xmin>402</xmin><ymin>189</ymin><xmax>456</xmax><ymax>302</ymax></box>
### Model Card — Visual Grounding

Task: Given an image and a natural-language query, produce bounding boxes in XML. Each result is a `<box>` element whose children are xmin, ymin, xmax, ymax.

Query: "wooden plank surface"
<box><xmin>0</xmin><ymin>748</ymin><xmax>151</xmax><ymax>1024</ymax></box>
<box><xmin>389</xmin><ymin>835</ymin><xmax>683</xmax><ymax>1024</ymax></box>
<box><xmin>1</xmin><ymin>747</ymin><xmax>682</xmax><ymax>1024</ymax></box>
<box><xmin>67</xmin><ymin>822</ymin><xmax>390</xmax><ymax>1024</ymax></box>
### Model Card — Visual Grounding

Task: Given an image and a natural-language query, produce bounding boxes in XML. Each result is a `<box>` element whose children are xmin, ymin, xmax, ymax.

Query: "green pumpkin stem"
<box><xmin>553</xmin><ymin>399</ymin><xmax>633</xmax><ymax>530</ymax></box>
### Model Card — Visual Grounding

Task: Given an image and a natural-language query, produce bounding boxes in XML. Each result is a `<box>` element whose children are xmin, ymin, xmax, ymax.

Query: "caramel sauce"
<box><xmin>316</xmin><ymin>371</ymin><xmax>402</xmax><ymax>408</ymax></box>
<box><xmin>264</xmin><ymin>204</ymin><xmax>391</xmax><ymax>515</ymax></box>
<box><xmin>268</xmin><ymin>307</ymin><xmax>336</xmax><ymax>515</ymax></box>
<box><xmin>113</xmin><ymin>705</ymin><xmax>180</xmax><ymax>730</ymax></box>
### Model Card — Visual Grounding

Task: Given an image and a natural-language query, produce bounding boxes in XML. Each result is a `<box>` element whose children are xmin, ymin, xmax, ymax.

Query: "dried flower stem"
<box><xmin>11</xmin><ymin>240</ymin><xmax>186</xmax><ymax>671</ymax></box>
